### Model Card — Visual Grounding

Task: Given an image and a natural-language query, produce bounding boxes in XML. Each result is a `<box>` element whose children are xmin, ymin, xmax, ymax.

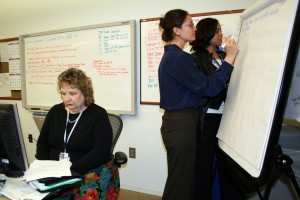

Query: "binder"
<box><xmin>29</xmin><ymin>176</ymin><xmax>83</xmax><ymax>193</ymax></box>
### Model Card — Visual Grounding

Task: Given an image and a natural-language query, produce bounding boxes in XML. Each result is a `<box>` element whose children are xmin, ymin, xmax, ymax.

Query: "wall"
<box><xmin>0</xmin><ymin>0</ymin><xmax>256</xmax><ymax>195</ymax></box>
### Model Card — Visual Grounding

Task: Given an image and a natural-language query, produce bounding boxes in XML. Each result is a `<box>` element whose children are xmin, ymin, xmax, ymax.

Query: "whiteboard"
<box><xmin>20</xmin><ymin>20</ymin><xmax>136</xmax><ymax>115</ymax></box>
<box><xmin>217</xmin><ymin>0</ymin><xmax>300</xmax><ymax>177</ymax></box>
<box><xmin>140</xmin><ymin>10</ymin><xmax>244</xmax><ymax>104</ymax></box>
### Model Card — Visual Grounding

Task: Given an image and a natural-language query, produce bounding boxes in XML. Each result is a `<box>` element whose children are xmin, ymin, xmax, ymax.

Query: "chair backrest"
<box><xmin>108</xmin><ymin>113</ymin><xmax>123</xmax><ymax>153</ymax></box>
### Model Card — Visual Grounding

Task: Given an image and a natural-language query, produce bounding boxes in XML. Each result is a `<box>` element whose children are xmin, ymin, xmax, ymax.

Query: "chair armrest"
<box><xmin>114</xmin><ymin>151</ymin><xmax>128</xmax><ymax>168</ymax></box>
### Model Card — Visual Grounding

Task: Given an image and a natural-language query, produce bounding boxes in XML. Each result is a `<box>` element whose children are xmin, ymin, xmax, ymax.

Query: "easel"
<box><xmin>216</xmin><ymin>144</ymin><xmax>300</xmax><ymax>200</ymax></box>
<box><xmin>255</xmin><ymin>145</ymin><xmax>300</xmax><ymax>200</ymax></box>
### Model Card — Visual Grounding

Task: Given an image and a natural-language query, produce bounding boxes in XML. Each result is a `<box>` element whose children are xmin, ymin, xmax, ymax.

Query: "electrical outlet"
<box><xmin>129</xmin><ymin>147</ymin><xmax>136</xmax><ymax>159</ymax></box>
<box><xmin>28</xmin><ymin>134</ymin><xmax>33</xmax><ymax>143</ymax></box>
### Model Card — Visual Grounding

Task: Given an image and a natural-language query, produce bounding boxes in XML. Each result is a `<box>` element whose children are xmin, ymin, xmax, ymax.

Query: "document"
<box><xmin>0</xmin><ymin>175</ymin><xmax>49</xmax><ymax>200</ymax></box>
<box><xmin>0</xmin><ymin>73</ymin><xmax>11</xmax><ymax>97</ymax></box>
<box><xmin>24</xmin><ymin>160</ymin><xmax>72</xmax><ymax>182</ymax></box>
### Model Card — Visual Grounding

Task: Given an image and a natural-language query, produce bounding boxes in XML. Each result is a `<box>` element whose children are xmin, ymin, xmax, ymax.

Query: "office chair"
<box><xmin>108</xmin><ymin>113</ymin><xmax>128</xmax><ymax>167</ymax></box>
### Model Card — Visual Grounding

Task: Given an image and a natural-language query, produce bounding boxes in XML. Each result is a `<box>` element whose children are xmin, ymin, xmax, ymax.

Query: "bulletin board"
<box><xmin>20</xmin><ymin>20</ymin><xmax>136</xmax><ymax>115</ymax></box>
<box><xmin>0</xmin><ymin>37</ymin><xmax>22</xmax><ymax>100</ymax></box>
<box><xmin>140</xmin><ymin>10</ymin><xmax>244</xmax><ymax>105</ymax></box>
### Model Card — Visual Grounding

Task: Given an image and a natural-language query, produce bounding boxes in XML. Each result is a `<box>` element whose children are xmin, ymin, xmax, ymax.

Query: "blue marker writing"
<box><xmin>218</xmin><ymin>35</ymin><xmax>234</xmax><ymax>51</ymax></box>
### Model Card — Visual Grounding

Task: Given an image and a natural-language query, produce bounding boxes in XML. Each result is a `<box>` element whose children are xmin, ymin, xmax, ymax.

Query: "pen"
<box><xmin>218</xmin><ymin>35</ymin><xmax>234</xmax><ymax>51</ymax></box>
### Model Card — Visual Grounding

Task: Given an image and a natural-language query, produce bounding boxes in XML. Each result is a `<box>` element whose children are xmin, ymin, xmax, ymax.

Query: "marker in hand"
<box><xmin>218</xmin><ymin>35</ymin><xmax>234</xmax><ymax>51</ymax></box>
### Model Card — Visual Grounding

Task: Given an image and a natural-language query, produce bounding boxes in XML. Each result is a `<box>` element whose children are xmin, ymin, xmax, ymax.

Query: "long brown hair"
<box><xmin>190</xmin><ymin>18</ymin><xmax>225</xmax><ymax>76</ymax></box>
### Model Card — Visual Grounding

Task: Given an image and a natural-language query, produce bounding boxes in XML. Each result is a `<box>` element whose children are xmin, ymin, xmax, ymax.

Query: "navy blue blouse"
<box><xmin>158</xmin><ymin>44</ymin><xmax>233</xmax><ymax>111</ymax></box>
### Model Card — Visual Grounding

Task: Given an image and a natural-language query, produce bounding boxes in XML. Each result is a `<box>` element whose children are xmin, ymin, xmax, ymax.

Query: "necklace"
<box><xmin>64</xmin><ymin>107</ymin><xmax>87</xmax><ymax>152</ymax></box>
<box><xmin>68</xmin><ymin>118</ymin><xmax>77</xmax><ymax>123</ymax></box>
<box><xmin>68</xmin><ymin>113</ymin><xmax>80</xmax><ymax>123</ymax></box>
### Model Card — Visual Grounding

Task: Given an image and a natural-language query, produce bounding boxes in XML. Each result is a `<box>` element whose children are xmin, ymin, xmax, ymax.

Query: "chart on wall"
<box><xmin>284</xmin><ymin>44</ymin><xmax>300</xmax><ymax>122</ymax></box>
<box><xmin>20</xmin><ymin>20</ymin><xmax>136</xmax><ymax>115</ymax></box>
<box><xmin>140</xmin><ymin>10</ymin><xmax>244</xmax><ymax>105</ymax></box>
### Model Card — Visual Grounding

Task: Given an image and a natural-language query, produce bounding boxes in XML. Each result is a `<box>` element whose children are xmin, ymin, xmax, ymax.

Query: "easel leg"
<box><xmin>283</xmin><ymin>165</ymin><xmax>300</xmax><ymax>198</ymax></box>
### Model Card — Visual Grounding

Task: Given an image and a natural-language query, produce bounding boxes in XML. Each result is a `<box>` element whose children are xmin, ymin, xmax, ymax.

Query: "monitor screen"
<box><xmin>0</xmin><ymin>103</ymin><xmax>28</xmax><ymax>177</ymax></box>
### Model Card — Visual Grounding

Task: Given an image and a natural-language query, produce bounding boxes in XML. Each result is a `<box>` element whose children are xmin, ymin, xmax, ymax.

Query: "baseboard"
<box><xmin>120</xmin><ymin>184</ymin><xmax>163</xmax><ymax>196</ymax></box>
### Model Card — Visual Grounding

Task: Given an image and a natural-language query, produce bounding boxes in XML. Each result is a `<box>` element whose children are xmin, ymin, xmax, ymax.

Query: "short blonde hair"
<box><xmin>57</xmin><ymin>68</ymin><xmax>95</xmax><ymax>106</ymax></box>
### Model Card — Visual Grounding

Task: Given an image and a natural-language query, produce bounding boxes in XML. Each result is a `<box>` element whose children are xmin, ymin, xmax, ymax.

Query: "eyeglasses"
<box><xmin>216</xmin><ymin>28</ymin><xmax>222</xmax><ymax>34</ymax></box>
<box><xmin>182</xmin><ymin>23</ymin><xmax>195</xmax><ymax>28</ymax></box>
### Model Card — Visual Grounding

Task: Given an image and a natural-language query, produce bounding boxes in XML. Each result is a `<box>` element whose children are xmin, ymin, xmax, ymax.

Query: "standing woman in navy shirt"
<box><xmin>158</xmin><ymin>9</ymin><xmax>239</xmax><ymax>200</ymax></box>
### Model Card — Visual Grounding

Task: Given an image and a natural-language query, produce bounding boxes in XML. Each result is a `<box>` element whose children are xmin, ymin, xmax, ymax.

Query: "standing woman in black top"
<box><xmin>190</xmin><ymin>18</ymin><xmax>245</xmax><ymax>200</ymax></box>
<box><xmin>36</xmin><ymin>68</ymin><xmax>119</xmax><ymax>199</ymax></box>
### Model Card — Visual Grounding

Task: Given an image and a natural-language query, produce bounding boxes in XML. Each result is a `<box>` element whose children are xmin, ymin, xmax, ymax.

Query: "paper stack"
<box><xmin>23</xmin><ymin>160</ymin><xmax>83</xmax><ymax>193</ymax></box>
<box><xmin>24</xmin><ymin>160</ymin><xmax>72</xmax><ymax>182</ymax></box>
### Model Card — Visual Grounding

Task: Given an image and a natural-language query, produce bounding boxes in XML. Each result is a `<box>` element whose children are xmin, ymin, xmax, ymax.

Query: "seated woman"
<box><xmin>35</xmin><ymin>68</ymin><xmax>119</xmax><ymax>199</ymax></box>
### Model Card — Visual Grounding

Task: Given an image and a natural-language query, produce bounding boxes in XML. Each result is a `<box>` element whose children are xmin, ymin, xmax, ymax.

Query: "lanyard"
<box><xmin>63</xmin><ymin>107</ymin><xmax>86</xmax><ymax>152</ymax></box>
<box><xmin>212</xmin><ymin>57</ymin><xmax>222</xmax><ymax>68</ymax></box>
<box><xmin>212</xmin><ymin>51</ymin><xmax>224</xmax><ymax>68</ymax></box>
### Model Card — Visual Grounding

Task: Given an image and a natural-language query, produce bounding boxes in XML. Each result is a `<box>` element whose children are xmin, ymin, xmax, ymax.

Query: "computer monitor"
<box><xmin>0</xmin><ymin>103</ymin><xmax>28</xmax><ymax>177</ymax></box>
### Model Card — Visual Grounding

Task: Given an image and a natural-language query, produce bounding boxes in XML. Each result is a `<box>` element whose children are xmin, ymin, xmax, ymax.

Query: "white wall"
<box><xmin>0</xmin><ymin>0</ymin><xmax>256</xmax><ymax>195</ymax></box>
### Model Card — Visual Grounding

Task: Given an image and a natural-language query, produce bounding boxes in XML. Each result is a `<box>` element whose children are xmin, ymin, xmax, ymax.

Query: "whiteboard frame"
<box><xmin>20</xmin><ymin>20</ymin><xmax>136</xmax><ymax>115</ymax></box>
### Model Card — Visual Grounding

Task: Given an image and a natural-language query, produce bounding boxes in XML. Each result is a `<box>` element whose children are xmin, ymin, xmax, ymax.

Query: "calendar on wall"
<box><xmin>8</xmin><ymin>41</ymin><xmax>21</xmax><ymax>90</ymax></box>
<box><xmin>0</xmin><ymin>37</ymin><xmax>21</xmax><ymax>100</ymax></box>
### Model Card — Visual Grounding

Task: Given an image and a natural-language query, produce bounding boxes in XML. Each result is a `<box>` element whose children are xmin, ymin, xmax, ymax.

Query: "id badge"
<box><xmin>59</xmin><ymin>152</ymin><xmax>70</xmax><ymax>161</ymax></box>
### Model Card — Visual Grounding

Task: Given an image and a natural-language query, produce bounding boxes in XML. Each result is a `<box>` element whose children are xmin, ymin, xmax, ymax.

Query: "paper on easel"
<box><xmin>24</xmin><ymin>160</ymin><xmax>72</xmax><ymax>182</ymax></box>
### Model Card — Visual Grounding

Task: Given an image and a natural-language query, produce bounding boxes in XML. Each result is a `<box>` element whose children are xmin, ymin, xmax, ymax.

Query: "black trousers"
<box><xmin>194</xmin><ymin>113</ymin><xmax>220</xmax><ymax>200</ymax></box>
<box><xmin>161</xmin><ymin>108</ymin><xmax>200</xmax><ymax>200</ymax></box>
<box><xmin>194</xmin><ymin>113</ymin><xmax>245</xmax><ymax>200</ymax></box>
